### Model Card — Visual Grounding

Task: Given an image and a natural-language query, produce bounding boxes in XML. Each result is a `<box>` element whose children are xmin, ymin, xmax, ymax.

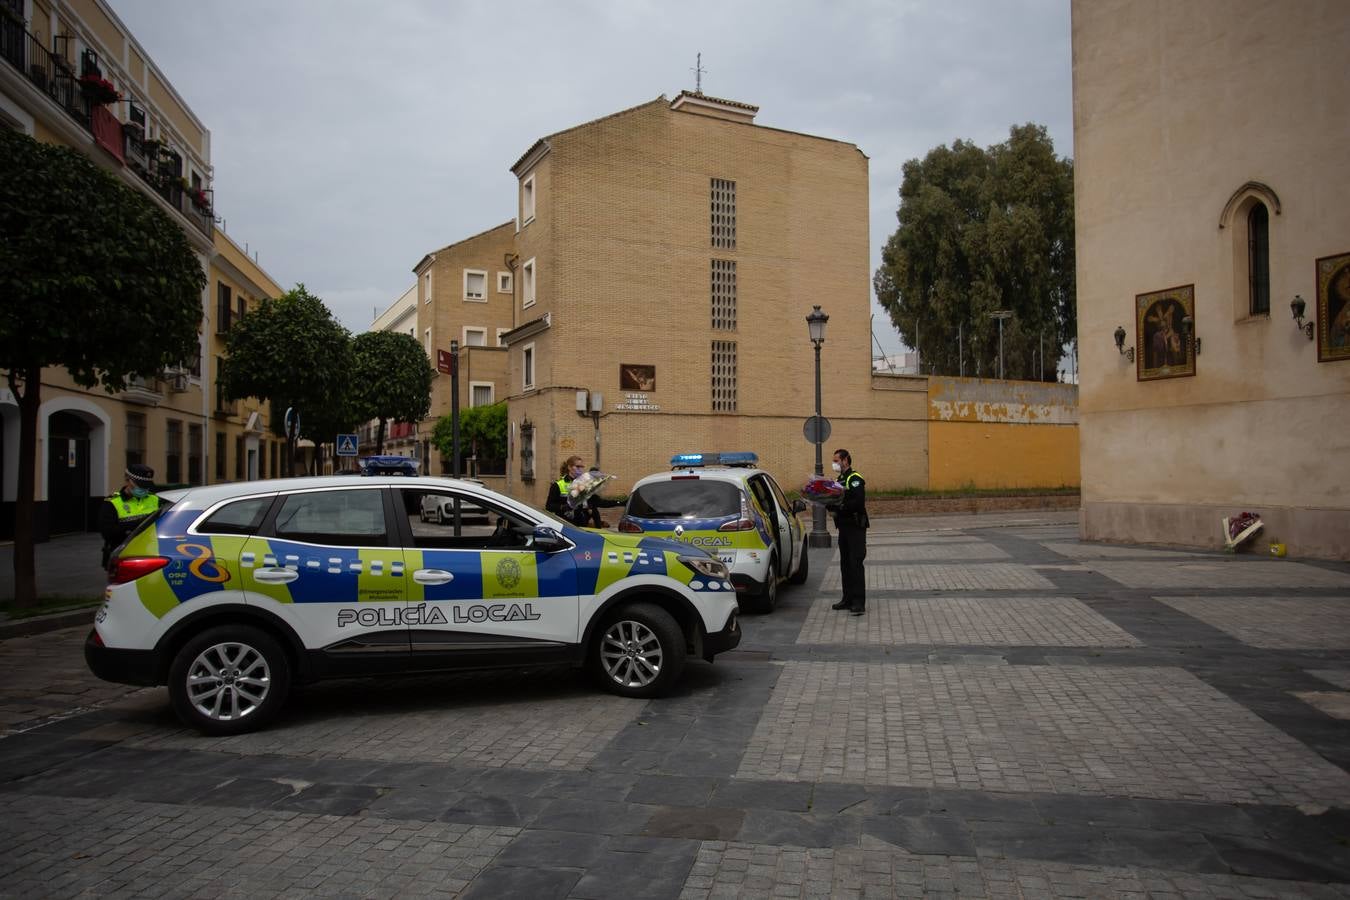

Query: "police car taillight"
<box><xmin>109</xmin><ymin>556</ymin><xmax>171</xmax><ymax>585</ymax></box>
<box><xmin>718</xmin><ymin>493</ymin><xmax>757</xmax><ymax>531</ymax></box>
<box><xmin>617</xmin><ymin>518</ymin><xmax>644</xmax><ymax>533</ymax></box>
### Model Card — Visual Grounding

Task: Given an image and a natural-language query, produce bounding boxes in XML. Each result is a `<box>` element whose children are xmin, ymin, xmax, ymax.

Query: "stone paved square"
<box><xmin>680</xmin><ymin>840</ymin><xmax>1350</xmax><ymax>899</ymax></box>
<box><xmin>820</xmin><ymin>563</ymin><xmax>1056</xmax><ymax>592</ymax></box>
<box><xmin>868</xmin><ymin>534</ymin><xmax>983</xmax><ymax>546</ymax></box>
<box><xmin>1158</xmin><ymin>596</ymin><xmax>1350</xmax><ymax>649</ymax></box>
<box><xmin>737</xmin><ymin>661</ymin><xmax>1350</xmax><ymax>805</ymax></box>
<box><xmin>122</xmin><ymin>683</ymin><xmax>642</xmax><ymax>770</ymax></box>
<box><xmin>1310</xmin><ymin>670</ymin><xmax>1350</xmax><ymax>690</ymax></box>
<box><xmin>1002</xmin><ymin>527</ymin><xmax>1083</xmax><ymax>540</ymax></box>
<box><xmin>797</xmin><ymin>596</ymin><xmax>1141</xmax><ymax>647</ymax></box>
<box><xmin>1044</xmin><ymin>542</ymin><xmax>1202</xmax><ymax>559</ymax></box>
<box><xmin>0</xmin><ymin>629</ymin><xmax>150</xmax><ymax>734</ymax></box>
<box><xmin>0</xmin><ymin>794</ymin><xmax>516</xmax><ymax>897</ymax></box>
<box><xmin>866</xmin><ymin>542</ymin><xmax>1011</xmax><ymax>561</ymax></box>
<box><xmin>1087</xmin><ymin>559</ymin><xmax>1350</xmax><ymax>589</ymax></box>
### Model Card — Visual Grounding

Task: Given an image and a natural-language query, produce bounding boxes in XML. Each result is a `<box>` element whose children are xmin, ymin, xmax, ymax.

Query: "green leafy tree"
<box><xmin>297</xmin><ymin>387</ymin><xmax>361</xmax><ymax>475</ymax></box>
<box><xmin>0</xmin><ymin>130</ymin><xmax>205</xmax><ymax>609</ymax></box>
<box><xmin>434</xmin><ymin>402</ymin><xmax>506</xmax><ymax>475</ymax></box>
<box><xmin>351</xmin><ymin>331</ymin><xmax>433</xmax><ymax>456</ymax></box>
<box><xmin>219</xmin><ymin>285</ymin><xmax>352</xmax><ymax>476</ymax></box>
<box><xmin>874</xmin><ymin>124</ymin><xmax>1075</xmax><ymax>379</ymax></box>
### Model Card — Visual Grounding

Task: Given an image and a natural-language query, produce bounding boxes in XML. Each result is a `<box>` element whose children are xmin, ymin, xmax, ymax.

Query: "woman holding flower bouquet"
<box><xmin>546</xmin><ymin>456</ymin><xmax>623</xmax><ymax>527</ymax></box>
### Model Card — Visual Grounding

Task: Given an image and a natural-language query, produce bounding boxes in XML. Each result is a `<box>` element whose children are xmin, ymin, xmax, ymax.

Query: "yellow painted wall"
<box><xmin>929</xmin><ymin>422</ymin><xmax>1079</xmax><ymax>490</ymax></box>
<box><xmin>927</xmin><ymin>376</ymin><xmax>1079</xmax><ymax>490</ymax></box>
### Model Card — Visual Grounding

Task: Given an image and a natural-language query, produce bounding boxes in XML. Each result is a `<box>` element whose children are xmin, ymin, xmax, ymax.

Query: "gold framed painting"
<box><xmin>1135</xmin><ymin>284</ymin><xmax>1195</xmax><ymax>381</ymax></box>
<box><xmin>1317</xmin><ymin>251</ymin><xmax>1350</xmax><ymax>363</ymax></box>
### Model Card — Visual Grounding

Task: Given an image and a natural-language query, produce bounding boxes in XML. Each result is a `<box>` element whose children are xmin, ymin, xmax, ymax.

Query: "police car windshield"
<box><xmin>629</xmin><ymin>481</ymin><xmax>741</xmax><ymax>518</ymax></box>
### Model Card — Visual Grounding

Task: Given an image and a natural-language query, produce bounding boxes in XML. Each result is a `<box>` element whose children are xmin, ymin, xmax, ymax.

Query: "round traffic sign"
<box><xmin>803</xmin><ymin>415</ymin><xmax>831</xmax><ymax>444</ymax></box>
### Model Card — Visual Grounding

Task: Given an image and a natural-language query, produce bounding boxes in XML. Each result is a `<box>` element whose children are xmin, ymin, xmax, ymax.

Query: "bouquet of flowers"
<box><xmin>801</xmin><ymin>475</ymin><xmax>844</xmax><ymax>507</ymax></box>
<box><xmin>567</xmin><ymin>470</ymin><xmax>615</xmax><ymax>509</ymax></box>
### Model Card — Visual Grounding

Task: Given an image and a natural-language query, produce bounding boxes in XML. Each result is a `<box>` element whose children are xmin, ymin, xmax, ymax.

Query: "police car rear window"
<box><xmin>629</xmin><ymin>481</ymin><xmax>741</xmax><ymax>518</ymax></box>
<box><xmin>197</xmin><ymin>496</ymin><xmax>273</xmax><ymax>536</ymax></box>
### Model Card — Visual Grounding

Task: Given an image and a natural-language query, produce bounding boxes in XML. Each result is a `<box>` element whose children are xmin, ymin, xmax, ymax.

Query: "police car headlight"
<box><xmin>679</xmin><ymin>555</ymin><xmax>729</xmax><ymax>581</ymax></box>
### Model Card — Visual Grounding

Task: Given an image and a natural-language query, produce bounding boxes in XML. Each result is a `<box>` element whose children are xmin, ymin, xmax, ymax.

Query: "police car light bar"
<box><xmin>670</xmin><ymin>451</ymin><xmax>758</xmax><ymax>469</ymax></box>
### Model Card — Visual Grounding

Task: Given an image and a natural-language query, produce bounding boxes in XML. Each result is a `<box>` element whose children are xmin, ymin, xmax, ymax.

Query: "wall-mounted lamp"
<box><xmin>1180</xmin><ymin>315</ymin><xmax>1202</xmax><ymax>355</ymax></box>
<box><xmin>1291</xmin><ymin>295</ymin><xmax>1315</xmax><ymax>340</ymax></box>
<box><xmin>1113</xmin><ymin>325</ymin><xmax>1134</xmax><ymax>362</ymax></box>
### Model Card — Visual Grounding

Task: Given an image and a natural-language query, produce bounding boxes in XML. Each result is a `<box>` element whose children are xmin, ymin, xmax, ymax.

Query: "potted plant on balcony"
<box><xmin>78</xmin><ymin>73</ymin><xmax>120</xmax><ymax>105</ymax></box>
<box><xmin>190</xmin><ymin>187</ymin><xmax>210</xmax><ymax>212</ymax></box>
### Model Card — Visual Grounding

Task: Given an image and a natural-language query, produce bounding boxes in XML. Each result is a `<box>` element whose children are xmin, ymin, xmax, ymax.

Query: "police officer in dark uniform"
<box><xmin>98</xmin><ymin>463</ymin><xmax>163</xmax><ymax>568</ymax></box>
<box><xmin>829</xmin><ymin>448</ymin><xmax>869</xmax><ymax>616</ymax></box>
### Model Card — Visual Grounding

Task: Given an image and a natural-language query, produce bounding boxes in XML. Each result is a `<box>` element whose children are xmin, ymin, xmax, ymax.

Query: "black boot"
<box><xmin>831</xmin><ymin>600</ymin><xmax>850</xmax><ymax>610</ymax></box>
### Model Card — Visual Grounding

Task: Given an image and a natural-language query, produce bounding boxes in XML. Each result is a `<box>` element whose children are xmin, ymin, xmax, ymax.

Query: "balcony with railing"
<box><xmin>0</xmin><ymin>24</ymin><xmax>213</xmax><ymax>239</ymax></box>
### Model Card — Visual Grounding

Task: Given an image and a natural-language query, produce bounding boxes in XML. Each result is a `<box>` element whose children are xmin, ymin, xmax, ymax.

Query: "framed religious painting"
<box><xmin>620</xmin><ymin>364</ymin><xmax>656</xmax><ymax>392</ymax></box>
<box><xmin>1135</xmin><ymin>284</ymin><xmax>1196</xmax><ymax>381</ymax></box>
<box><xmin>1316</xmin><ymin>251</ymin><xmax>1350</xmax><ymax>363</ymax></box>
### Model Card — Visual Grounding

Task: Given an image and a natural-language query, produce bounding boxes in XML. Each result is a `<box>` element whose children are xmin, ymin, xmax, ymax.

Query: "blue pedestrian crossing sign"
<box><xmin>336</xmin><ymin>433</ymin><xmax>359</xmax><ymax>457</ymax></box>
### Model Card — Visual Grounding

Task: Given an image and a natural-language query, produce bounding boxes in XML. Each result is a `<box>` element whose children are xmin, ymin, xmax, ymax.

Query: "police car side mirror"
<box><xmin>530</xmin><ymin>525</ymin><xmax>570</xmax><ymax>554</ymax></box>
<box><xmin>791</xmin><ymin>499</ymin><xmax>807</xmax><ymax>515</ymax></box>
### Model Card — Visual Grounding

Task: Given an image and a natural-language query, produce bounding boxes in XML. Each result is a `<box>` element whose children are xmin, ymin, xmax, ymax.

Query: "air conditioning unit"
<box><xmin>169</xmin><ymin>373</ymin><xmax>189</xmax><ymax>392</ymax></box>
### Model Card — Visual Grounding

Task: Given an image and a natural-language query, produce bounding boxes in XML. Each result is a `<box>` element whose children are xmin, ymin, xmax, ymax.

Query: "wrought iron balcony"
<box><xmin>0</xmin><ymin>21</ymin><xmax>212</xmax><ymax>239</ymax></box>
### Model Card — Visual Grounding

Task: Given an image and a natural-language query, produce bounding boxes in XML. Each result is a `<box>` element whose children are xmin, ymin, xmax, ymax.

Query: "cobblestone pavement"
<box><xmin>3</xmin><ymin>510</ymin><xmax>1350</xmax><ymax>898</ymax></box>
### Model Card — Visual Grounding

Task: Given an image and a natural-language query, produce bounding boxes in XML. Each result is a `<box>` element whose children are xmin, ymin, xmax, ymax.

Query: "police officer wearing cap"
<box><xmin>98</xmin><ymin>464</ymin><xmax>163</xmax><ymax>568</ymax></box>
<box><xmin>829</xmin><ymin>448</ymin><xmax>869</xmax><ymax>616</ymax></box>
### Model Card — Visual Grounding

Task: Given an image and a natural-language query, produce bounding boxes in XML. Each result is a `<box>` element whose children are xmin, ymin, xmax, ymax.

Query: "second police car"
<box><xmin>619</xmin><ymin>453</ymin><xmax>809</xmax><ymax>613</ymax></box>
<box><xmin>85</xmin><ymin>475</ymin><xmax>741</xmax><ymax>735</ymax></box>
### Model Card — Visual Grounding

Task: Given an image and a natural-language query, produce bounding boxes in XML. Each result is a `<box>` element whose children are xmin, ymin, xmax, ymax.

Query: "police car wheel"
<box><xmin>591</xmin><ymin>603</ymin><xmax>685</xmax><ymax>698</ymax></box>
<box><xmin>744</xmin><ymin>555</ymin><xmax>779</xmax><ymax>614</ymax></box>
<box><xmin>168</xmin><ymin>625</ymin><xmax>291</xmax><ymax>736</ymax></box>
<box><xmin>788</xmin><ymin>539</ymin><xmax>809</xmax><ymax>585</ymax></box>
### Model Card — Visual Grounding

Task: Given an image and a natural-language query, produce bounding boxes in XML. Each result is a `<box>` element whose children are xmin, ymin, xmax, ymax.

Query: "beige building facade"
<box><xmin>0</xmin><ymin>0</ymin><xmax>280</xmax><ymax>537</ymax></box>
<box><xmin>1072</xmin><ymin>0</ymin><xmax>1350</xmax><ymax>558</ymax></box>
<box><xmin>500</xmin><ymin>93</ymin><xmax>919</xmax><ymax>507</ymax></box>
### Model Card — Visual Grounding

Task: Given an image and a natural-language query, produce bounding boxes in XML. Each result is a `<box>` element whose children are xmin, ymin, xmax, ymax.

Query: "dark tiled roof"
<box><xmin>671</xmin><ymin>90</ymin><xmax>759</xmax><ymax>112</ymax></box>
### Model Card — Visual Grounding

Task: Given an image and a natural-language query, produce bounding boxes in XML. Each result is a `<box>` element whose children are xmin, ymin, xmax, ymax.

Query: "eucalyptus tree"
<box><xmin>875</xmin><ymin>124</ymin><xmax>1075</xmax><ymax>379</ymax></box>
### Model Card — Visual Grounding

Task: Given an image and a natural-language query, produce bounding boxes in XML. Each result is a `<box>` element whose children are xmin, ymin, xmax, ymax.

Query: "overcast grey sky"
<box><xmin>111</xmin><ymin>0</ymin><xmax>1072</xmax><ymax>356</ymax></box>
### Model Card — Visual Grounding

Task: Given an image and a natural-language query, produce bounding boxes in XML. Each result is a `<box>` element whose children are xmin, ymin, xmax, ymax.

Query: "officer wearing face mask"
<box><xmin>99</xmin><ymin>464</ymin><xmax>163</xmax><ymax>568</ymax></box>
<box><xmin>828</xmin><ymin>448</ymin><xmax>869</xmax><ymax>616</ymax></box>
<box><xmin>546</xmin><ymin>455</ymin><xmax>594</xmax><ymax>526</ymax></box>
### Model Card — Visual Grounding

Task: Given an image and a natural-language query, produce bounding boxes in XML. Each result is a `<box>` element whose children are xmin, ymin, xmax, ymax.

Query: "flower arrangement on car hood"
<box><xmin>567</xmin><ymin>470</ymin><xmax>616</xmax><ymax>508</ymax></box>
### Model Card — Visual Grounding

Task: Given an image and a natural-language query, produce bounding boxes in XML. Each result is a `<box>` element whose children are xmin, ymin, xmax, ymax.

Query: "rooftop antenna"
<box><xmin>692</xmin><ymin>52</ymin><xmax>706</xmax><ymax>94</ymax></box>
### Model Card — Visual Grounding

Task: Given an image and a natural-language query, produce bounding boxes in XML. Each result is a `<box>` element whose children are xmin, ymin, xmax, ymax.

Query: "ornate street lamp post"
<box><xmin>806</xmin><ymin>306</ymin><xmax>832</xmax><ymax>549</ymax></box>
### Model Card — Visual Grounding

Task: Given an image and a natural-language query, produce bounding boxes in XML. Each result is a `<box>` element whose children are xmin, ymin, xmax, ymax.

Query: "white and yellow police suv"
<box><xmin>618</xmin><ymin>453</ymin><xmax>809</xmax><ymax>614</ymax></box>
<box><xmin>86</xmin><ymin>475</ymin><xmax>741</xmax><ymax>735</ymax></box>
